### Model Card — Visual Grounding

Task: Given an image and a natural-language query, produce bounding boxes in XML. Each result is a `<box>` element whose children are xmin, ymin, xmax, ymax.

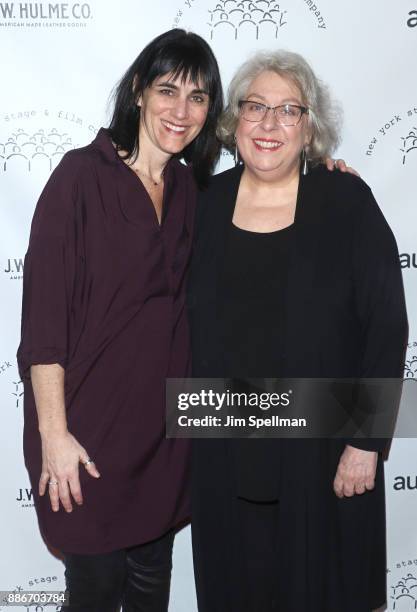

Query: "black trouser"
<box><xmin>63</xmin><ymin>530</ymin><xmax>175</xmax><ymax>612</ymax></box>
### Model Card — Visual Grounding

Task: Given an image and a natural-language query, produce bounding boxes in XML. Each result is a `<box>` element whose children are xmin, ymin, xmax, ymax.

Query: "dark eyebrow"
<box><xmin>156</xmin><ymin>82</ymin><xmax>178</xmax><ymax>89</ymax></box>
<box><xmin>156</xmin><ymin>81</ymin><xmax>208</xmax><ymax>95</ymax></box>
<box><xmin>191</xmin><ymin>88</ymin><xmax>209</xmax><ymax>95</ymax></box>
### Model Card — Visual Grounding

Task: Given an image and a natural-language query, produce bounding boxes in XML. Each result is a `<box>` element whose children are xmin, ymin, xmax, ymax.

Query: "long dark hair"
<box><xmin>108</xmin><ymin>29</ymin><xmax>223</xmax><ymax>188</ymax></box>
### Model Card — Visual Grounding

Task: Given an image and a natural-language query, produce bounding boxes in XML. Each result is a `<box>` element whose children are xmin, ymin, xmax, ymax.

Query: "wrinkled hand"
<box><xmin>325</xmin><ymin>157</ymin><xmax>360</xmax><ymax>176</ymax></box>
<box><xmin>39</xmin><ymin>431</ymin><xmax>100</xmax><ymax>512</ymax></box>
<box><xmin>333</xmin><ymin>445</ymin><xmax>377</xmax><ymax>498</ymax></box>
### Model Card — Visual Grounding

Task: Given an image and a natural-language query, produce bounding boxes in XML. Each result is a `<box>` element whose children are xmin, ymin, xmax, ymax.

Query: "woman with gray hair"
<box><xmin>188</xmin><ymin>50</ymin><xmax>407</xmax><ymax>611</ymax></box>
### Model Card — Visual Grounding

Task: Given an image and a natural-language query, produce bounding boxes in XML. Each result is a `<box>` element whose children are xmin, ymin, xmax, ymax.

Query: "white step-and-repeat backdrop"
<box><xmin>1</xmin><ymin>1</ymin><xmax>416</xmax><ymax>610</ymax></box>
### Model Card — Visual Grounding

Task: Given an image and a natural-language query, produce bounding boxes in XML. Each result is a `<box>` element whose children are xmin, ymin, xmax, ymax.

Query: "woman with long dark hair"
<box><xmin>17</xmin><ymin>29</ymin><xmax>223</xmax><ymax>612</ymax></box>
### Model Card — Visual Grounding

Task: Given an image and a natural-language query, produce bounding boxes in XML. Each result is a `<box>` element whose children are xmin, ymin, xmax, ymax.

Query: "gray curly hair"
<box><xmin>217</xmin><ymin>50</ymin><xmax>342</xmax><ymax>164</ymax></box>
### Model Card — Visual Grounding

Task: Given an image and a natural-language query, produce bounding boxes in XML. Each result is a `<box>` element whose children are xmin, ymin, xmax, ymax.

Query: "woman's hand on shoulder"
<box><xmin>325</xmin><ymin>158</ymin><xmax>360</xmax><ymax>177</ymax></box>
<box><xmin>333</xmin><ymin>444</ymin><xmax>377</xmax><ymax>498</ymax></box>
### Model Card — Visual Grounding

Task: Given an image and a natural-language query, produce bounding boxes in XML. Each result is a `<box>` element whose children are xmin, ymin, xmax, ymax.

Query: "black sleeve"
<box><xmin>348</xmin><ymin>184</ymin><xmax>408</xmax><ymax>453</ymax></box>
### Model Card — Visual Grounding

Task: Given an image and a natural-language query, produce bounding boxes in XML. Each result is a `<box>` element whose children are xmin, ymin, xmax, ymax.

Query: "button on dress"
<box><xmin>17</xmin><ymin>128</ymin><xmax>195</xmax><ymax>554</ymax></box>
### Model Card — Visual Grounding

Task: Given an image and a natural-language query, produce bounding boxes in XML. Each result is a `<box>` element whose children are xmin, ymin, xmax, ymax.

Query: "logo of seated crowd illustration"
<box><xmin>404</xmin><ymin>351</ymin><xmax>417</xmax><ymax>380</ymax></box>
<box><xmin>1</xmin><ymin>129</ymin><xmax>76</xmax><ymax>172</ymax></box>
<box><xmin>390</xmin><ymin>572</ymin><xmax>417</xmax><ymax>610</ymax></box>
<box><xmin>401</xmin><ymin>129</ymin><xmax>417</xmax><ymax>165</ymax></box>
<box><xmin>208</xmin><ymin>0</ymin><xmax>287</xmax><ymax>40</ymax></box>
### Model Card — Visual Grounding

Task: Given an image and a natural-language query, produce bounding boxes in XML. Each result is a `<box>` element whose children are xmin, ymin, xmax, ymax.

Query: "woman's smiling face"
<box><xmin>235</xmin><ymin>70</ymin><xmax>311</xmax><ymax>178</ymax></box>
<box><xmin>137</xmin><ymin>72</ymin><xmax>210</xmax><ymax>157</ymax></box>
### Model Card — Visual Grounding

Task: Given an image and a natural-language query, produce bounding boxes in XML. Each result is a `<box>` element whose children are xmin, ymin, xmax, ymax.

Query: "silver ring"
<box><xmin>48</xmin><ymin>480</ymin><xmax>58</xmax><ymax>486</ymax></box>
<box><xmin>84</xmin><ymin>459</ymin><xmax>94</xmax><ymax>467</ymax></box>
<box><xmin>334</xmin><ymin>159</ymin><xmax>338</xmax><ymax>169</ymax></box>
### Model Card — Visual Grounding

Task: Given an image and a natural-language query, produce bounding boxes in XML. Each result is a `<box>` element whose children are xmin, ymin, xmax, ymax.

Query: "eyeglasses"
<box><xmin>238</xmin><ymin>100</ymin><xmax>309</xmax><ymax>126</ymax></box>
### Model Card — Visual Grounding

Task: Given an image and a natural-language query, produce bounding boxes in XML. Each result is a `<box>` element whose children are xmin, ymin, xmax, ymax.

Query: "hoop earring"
<box><xmin>301</xmin><ymin>148</ymin><xmax>308</xmax><ymax>175</ymax></box>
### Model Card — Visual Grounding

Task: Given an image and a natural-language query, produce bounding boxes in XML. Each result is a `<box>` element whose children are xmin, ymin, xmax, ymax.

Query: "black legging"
<box><xmin>63</xmin><ymin>529</ymin><xmax>175</xmax><ymax>612</ymax></box>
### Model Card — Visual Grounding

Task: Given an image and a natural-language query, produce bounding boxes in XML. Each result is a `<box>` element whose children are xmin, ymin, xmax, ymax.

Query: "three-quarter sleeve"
<box><xmin>17</xmin><ymin>153</ymin><xmax>80</xmax><ymax>379</ymax></box>
<box><xmin>348</xmin><ymin>185</ymin><xmax>408</xmax><ymax>452</ymax></box>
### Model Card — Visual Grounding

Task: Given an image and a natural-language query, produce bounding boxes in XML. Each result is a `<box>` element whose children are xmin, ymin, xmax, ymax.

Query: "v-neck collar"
<box><xmin>221</xmin><ymin>162</ymin><xmax>312</xmax><ymax>228</ymax></box>
<box><xmin>206</xmin><ymin>162</ymin><xmax>324</xmax><ymax>340</ymax></box>
<box><xmin>92</xmin><ymin>128</ymin><xmax>178</xmax><ymax>228</ymax></box>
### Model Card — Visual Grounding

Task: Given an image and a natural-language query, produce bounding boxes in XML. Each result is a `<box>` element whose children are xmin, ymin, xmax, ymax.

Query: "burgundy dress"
<box><xmin>17</xmin><ymin>128</ymin><xmax>195</xmax><ymax>554</ymax></box>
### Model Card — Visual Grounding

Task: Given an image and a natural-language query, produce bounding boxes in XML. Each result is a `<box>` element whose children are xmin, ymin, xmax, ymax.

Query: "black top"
<box><xmin>220</xmin><ymin>223</ymin><xmax>294</xmax><ymax>379</ymax></box>
<box><xmin>189</xmin><ymin>164</ymin><xmax>407</xmax><ymax>452</ymax></box>
<box><xmin>219</xmin><ymin>222</ymin><xmax>295</xmax><ymax>501</ymax></box>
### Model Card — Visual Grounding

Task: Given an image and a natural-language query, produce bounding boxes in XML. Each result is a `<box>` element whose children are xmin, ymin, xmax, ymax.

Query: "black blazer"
<box><xmin>188</xmin><ymin>164</ymin><xmax>408</xmax><ymax>455</ymax></box>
